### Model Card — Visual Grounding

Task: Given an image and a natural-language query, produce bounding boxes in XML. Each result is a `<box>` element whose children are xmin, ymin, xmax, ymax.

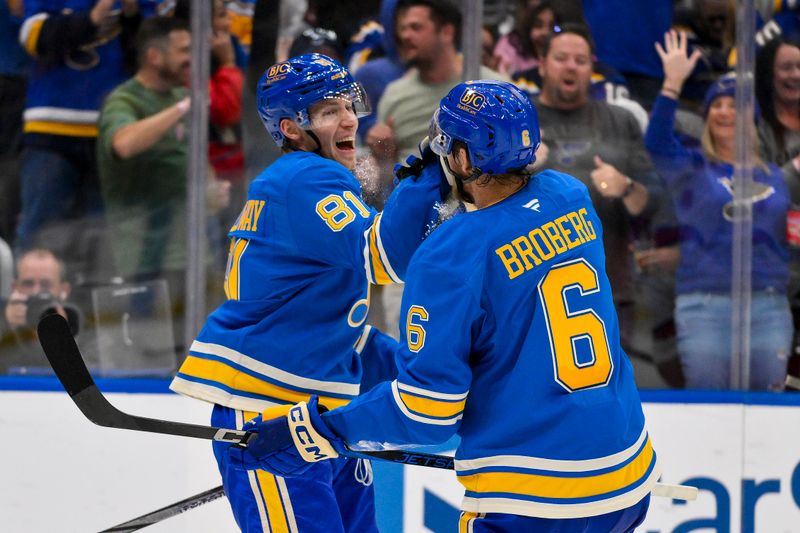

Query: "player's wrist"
<box><xmin>287</xmin><ymin>398</ymin><xmax>341</xmax><ymax>462</ymax></box>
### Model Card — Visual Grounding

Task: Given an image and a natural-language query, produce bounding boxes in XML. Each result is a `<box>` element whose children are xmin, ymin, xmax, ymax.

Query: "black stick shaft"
<box><xmin>37</xmin><ymin>314</ymin><xmax>455</xmax><ymax>467</ymax></box>
<box><xmin>100</xmin><ymin>486</ymin><xmax>225</xmax><ymax>532</ymax></box>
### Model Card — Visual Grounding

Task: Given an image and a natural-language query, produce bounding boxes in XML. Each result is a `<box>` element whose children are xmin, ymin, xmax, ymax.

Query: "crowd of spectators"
<box><xmin>1</xmin><ymin>0</ymin><xmax>800</xmax><ymax>392</ymax></box>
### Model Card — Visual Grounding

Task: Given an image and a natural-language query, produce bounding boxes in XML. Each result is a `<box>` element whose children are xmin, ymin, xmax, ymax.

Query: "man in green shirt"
<box><xmin>97</xmin><ymin>16</ymin><xmax>227</xmax><ymax>353</ymax></box>
<box><xmin>364</xmin><ymin>0</ymin><xmax>508</xmax><ymax>338</ymax></box>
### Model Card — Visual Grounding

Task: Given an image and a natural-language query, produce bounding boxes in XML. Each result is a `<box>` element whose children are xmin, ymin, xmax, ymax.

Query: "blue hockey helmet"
<box><xmin>257</xmin><ymin>53</ymin><xmax>371</xmax><ymax>146</ymax></box>
<box><xmin>428</xmin><ymin>80</ymin><xmax>539</xmax><ymax>176</ymax></box>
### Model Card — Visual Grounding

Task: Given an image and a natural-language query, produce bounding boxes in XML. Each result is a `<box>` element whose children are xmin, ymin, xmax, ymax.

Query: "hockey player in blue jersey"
<box><xmin>170</xmin><ymin>53</ymin><xmax>446</xmax><ymax>532</ymax></box>
<box><xmin>229</xmin><ymin>80</ymin><xmax>660</xmax><ymax>532</ymax></box>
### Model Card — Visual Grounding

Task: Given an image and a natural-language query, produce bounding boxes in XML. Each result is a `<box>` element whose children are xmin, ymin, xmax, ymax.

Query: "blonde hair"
<box><xmin>701</xmin><ymin>120</ymin><xmax>769</xmax><ymax>172</ymax></box>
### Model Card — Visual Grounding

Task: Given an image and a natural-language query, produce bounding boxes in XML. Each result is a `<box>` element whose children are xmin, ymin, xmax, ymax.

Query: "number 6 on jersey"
<box><xmin>538</xmin><ymin>258</ymin><xmax>613</xmax><ymax>392</ymax></box>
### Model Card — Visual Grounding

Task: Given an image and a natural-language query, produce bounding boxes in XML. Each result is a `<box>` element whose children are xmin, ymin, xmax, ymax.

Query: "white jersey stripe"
<box><xmin>455</xmin><ymin>428</ymin><xmax>648</xmax><ymax>473</ymax></box>
<box><xmin>459</xmin><ymin>462</ymin><xmax>660</xmax><ymax>519</ymax></box>
<box><xmin>397</xmin><ymin>382</ymin><xmax>469</xmax><ymax>401</ymax></box>
<box><xmin>373</xmin><ymin>214</ymin><xmax>402</xmax><ymax>283</ymax></box>
<box><xmin>24</xmin><ymin>107</ymin><xmax>100</xmax><ymax>124</ymax></box>
<box><xmin>392</xmin><ymin>381</ymin><xmax>462</xmax><ymax>426</ymax></box>
<box><xmin>190</xmin><ymin>340</ymin><xmax>360</xmax><ymax>395</ymax></box>
<box><xmin>362</xmin><ymin>227</ymin><xmax>375</xmax><ymax>284</ymax></box>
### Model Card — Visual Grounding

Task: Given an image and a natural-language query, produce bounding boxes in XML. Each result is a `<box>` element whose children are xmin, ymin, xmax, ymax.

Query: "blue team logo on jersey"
<box><xmin>457</xmin><ymin>89</ymin><xmax>486</xmax><ymax>115</ymax></box>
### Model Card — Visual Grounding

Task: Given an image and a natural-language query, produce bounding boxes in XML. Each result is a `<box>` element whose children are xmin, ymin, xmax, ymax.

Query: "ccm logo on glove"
<box><xmin>288</xmin><ymin>402</ymin><xmax>340</xmax><ymax>462</ymax></box>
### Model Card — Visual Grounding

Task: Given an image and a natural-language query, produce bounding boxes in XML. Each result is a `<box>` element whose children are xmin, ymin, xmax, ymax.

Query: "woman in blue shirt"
<box><xmin>645</xmin><ymin>30</ymin><xmax>791</xmax><ymax>390</ymax></box>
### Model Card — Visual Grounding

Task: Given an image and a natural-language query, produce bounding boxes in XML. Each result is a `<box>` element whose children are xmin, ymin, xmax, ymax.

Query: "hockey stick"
<box><xmin>39</xmin><ymin>313</ymin><xmax>698</xmax><ymax>532</ymax></box>
<box><xmin>36</xmin><ymin>314</ymin><xmax>455</xmax><ymax>468</ymax></box>
<box><xmin>100</xmin><ymin>485</ymin><xmax>225</xmax><ymax>532</ymax></box>
<box><xmin>106</xmin><ymin>482</ymin><xmax>699</xmax><ymax>533</ymax></box>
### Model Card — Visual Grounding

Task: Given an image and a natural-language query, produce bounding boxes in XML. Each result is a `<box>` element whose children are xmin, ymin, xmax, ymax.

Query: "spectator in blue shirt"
<box><xmin>645</xmin><ymin>30</ymin><xmax>792</xmax><ymax>390</ymax></box>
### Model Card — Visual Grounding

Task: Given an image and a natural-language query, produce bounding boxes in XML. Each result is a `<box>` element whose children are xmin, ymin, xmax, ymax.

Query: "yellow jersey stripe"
<box><xmin>460</xmin><ymin>464</ymin><xmax>661</xmax><ymax>519</ymax></box>
<box><xmin>190</xmin><ymin>340</ymin><xmax>360</xmax><ymax>395</ymax></box>
<box><xmin>458</xmin><ymin>438</ymin><xmax>654</xmax><ymax>500</ymax></box>
<box><xmin>21</xmin><ymin>13</ymin><xmax>46</xmax><ymax>56</ymax></box>
<box><xmin>391</xmin><ymin>381</ymin><xmax>462</xmax><ymax>426</ymax></box>
<box><xmin>399</xmin><ymin>390</ymin><xmax>466</xmax><ymax>418</ymax></box>
<box><xmin>23</xmin><ymin>120</ymin><xmax>98</xmax><ymax>137</ymax></box>
<box><xmin>179</xmin><ymin>356</ymin><xmax>350</xmax><ymax>409</ymax></box>
<box><xmin>256</xmin><ymin>471</ymin><xmax>291</xmax><ymax>533</ymax></box>
<box><xmin>224</xmin><ymin>238</ymin><xmax>248</xmax><ymax>300</ymax></box>
<box><xmin>459</xmin><ymin>511</ymin><xmax>479</xmax><ymax>533</ymax></box>
<box><xmin>368</xmin><ymin>218</ymin><xmax>393</xmax><ymax>284</ymax></box>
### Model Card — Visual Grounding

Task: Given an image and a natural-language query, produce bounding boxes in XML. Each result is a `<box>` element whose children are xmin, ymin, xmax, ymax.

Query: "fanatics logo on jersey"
<box><xmin>523</xmin><ymin>198</ymin><xmax>540</xmax><ymax>212</ymax></box>
<box><xmin>457</xmin><ymin>89</ymin><xmax>486</xmax><ymax>115</ymax></box>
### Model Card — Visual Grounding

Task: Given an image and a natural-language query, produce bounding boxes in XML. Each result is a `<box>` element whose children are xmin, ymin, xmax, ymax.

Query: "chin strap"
<box><xmin>438</xmin><ymin>155</ymin><xmax>476</xmax><ymax>206</ymax></box>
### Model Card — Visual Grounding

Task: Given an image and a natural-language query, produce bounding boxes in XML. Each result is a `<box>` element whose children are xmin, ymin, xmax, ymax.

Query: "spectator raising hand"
<box><xmin>645</xmin><ymin>29</ymin><xmax>793</xmax><ymax>391</ymax></box>
<box><xmin>655</xmin><ymin>29</ymin><xmax>703</xmax><ymax>99</ymax></box>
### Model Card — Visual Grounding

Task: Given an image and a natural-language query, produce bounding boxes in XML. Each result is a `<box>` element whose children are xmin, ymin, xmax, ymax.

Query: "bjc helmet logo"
<box><xmin>268</xmin><ymin>63</ymin><xmax>292</xmax><ymax>77</ymax></box>
<box><xmin>459</xmin><ymin>90</ymin><xmax>485</xmax><ymax>111</ymax></box>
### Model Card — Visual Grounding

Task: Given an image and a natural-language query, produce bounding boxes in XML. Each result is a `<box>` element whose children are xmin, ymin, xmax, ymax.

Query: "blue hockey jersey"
<box><xmin>19</xmin><ymin>0</ymin><xmax>143</xmax><ymax>137</ymax></box>
<box><xmin>171</xmin><ymin>151</ymin><xmax>439</xmax><ymax>411</ymax></box>
<box><xmin>324</xmin><ymin>170</ymin><xmax>659</xmax><ymax>518</ymax></box>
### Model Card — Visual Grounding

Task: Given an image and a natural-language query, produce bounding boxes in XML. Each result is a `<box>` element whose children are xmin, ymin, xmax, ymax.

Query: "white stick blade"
<box><xmin>652</xmin><ymin>482</ymin><xmax>698</xmax><ymax>501</ymax></box>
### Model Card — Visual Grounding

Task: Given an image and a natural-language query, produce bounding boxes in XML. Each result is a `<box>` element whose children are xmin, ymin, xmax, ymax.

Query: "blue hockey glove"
<box><xmin>228</xmin><ymin>396</ymin><xmax>345</xmax><ymax>477</ymax></box>
<box><xmin>392</xmin><ymin>136</ymin><xmax>451</xmax><ymax>200</ymax></box>
<box><xmin>393</xmin><ymin>136</ymin><xmax>437</xmax><ymax>181</ymax></box>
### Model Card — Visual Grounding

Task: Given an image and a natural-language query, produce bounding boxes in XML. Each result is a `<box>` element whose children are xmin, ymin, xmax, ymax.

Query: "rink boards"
<box><xmin>1</xmin><ymin>378</ymin><xmax>798</xmax><ymax>532</ymax></box>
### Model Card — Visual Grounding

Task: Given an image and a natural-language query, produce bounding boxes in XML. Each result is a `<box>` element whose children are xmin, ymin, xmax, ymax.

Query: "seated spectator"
<box><xmin>96</xmin><ymin>17</ymin><xmax>229</xmax><ymax>354</ymax></box>
<box><xmin>0</xmin><ymin>248</ymin><xmax>81</xmax><ymax>373</ymax></box>
<box><xmin>493</xmin><ymin>1</ymin><xmax>556</xmax><ymax>75</ymax></box>
<box><xmin>533</xmin><ymin>23</ymin><xmax>663</xmax><ymax>350</ymax></box>
<box><xmin>647</xmin><ymin>30</ymin><xmax>791</xmax><ymax>390</ymax></box>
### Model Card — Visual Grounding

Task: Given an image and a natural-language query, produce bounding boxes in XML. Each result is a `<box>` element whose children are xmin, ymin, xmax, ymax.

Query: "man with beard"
<box><xmin>533</xmin><ymin>23</ymin><xmax>664</xmax><ymax>351</ymax></box>
<box><xmin>366</xmin><ymin>0</ymin><xmax>506</xmax><ymax>167</ymax></box>
<box><xmin>365</xmin><ymin>0</ymin><xmax>506</xmax><ymax>339</ymax></box>
<box><xmin>96</xmin><ymin>16</ymin><xmax>223</xmax><ymax>355</ymax></box>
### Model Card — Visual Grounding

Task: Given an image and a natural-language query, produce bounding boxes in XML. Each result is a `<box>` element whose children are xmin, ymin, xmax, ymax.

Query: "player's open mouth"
<box><xmin>336</xmin><ymin>138</ymin><xmax>355</xmax><ymax>151</ymax></box>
